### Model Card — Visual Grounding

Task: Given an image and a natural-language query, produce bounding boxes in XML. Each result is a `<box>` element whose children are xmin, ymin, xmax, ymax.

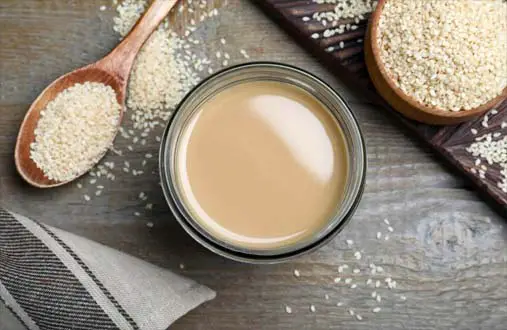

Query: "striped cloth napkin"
<box><xmin>0</xmin><ymin>207</ymin><xmax>215</xmax><ymax>330</ymax></box>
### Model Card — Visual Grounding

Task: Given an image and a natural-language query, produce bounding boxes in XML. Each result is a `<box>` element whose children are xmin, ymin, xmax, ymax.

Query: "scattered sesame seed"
<box><xmin>310</xmin><ymin>305</ymin><xmax>316</xmax><ymax>313</ymax></box>
<box><xmin>294</xmin><ymin>270</ymin><xmax>300</xmax><ymax>277</ymax></box>
<box><xmin>84</xmin><ymin>195</ymin><xmax>91</xmax><ymax>201</ymax></box>
<box><xmin>346</xmin><ymin>239</ymin><xmax>354</xmax><ymax>246</ymax></box>
<box><xmin>285</xmin><ymin>306</ymin><xmax>292</xmax><ymax>314</ymax></box>
<box><xmin>373</xmin><ymin>307</ymin><xmax>381</xmax><ymax>313</ymax></box>
<box><xmin>146</xmin><ymin>222</ymin><xmax>154</xmax><ymax>228</ymax></box>
<box><xmin>387</xmin><ymin>226</ymin><xmax>394</xmax><ymax>232</ymax></box>
<box><xmin>376</xmin><ymin>232</ymin><xmax>382</xmax><ymax>239</ymax></box>
<box><xmin>383</xmin><ymin>219</ymin><xmax>390</xmax><ymax>225</ymax></box>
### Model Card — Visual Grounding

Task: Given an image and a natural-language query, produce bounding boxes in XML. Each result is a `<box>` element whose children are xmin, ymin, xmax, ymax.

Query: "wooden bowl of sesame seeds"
<box><xmin>365</xmin><ymin>0</ymin><xmax>507</xmax><ymax>125</ymax></box>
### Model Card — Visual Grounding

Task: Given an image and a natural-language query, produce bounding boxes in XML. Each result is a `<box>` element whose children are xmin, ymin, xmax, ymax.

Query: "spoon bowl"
<box><xmin>15</xmin><ymin>0</ymin><xmax>178</xmax><ymax>188</ymax></box>
<box><xmin>15</xmin><ymin>66</ymin><xmax>126</xmax><ymax>188</ymax></box>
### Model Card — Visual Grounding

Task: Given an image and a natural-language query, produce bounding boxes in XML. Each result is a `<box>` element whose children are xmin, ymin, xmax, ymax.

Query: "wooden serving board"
<box><xmin>255</xmin><ymin>0</ymin><xmax>507</xmax><ymax>217</ymax></box>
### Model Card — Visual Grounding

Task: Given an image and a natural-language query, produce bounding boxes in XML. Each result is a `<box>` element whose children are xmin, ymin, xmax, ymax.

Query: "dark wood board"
<box><xmin>254</xmin><ymin>0</ymin><xmax>507</xmax><ymax>217</ymax></box>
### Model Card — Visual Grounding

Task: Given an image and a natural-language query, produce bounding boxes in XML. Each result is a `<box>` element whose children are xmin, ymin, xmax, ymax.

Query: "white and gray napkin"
<box><xmin>0</xmin><ymin>207</ymin><xmax>215</xmax><ymax>330</ymax></box>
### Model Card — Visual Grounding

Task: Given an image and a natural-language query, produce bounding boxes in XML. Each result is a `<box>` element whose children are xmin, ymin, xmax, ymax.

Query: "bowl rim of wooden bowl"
<box><xmin>368</xmin><ymin>0</ymin><xmax>507</xmax><ymax>123</ymax></box>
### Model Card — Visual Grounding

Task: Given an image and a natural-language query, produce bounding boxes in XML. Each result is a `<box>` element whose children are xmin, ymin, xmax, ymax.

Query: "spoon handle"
<box><xmin>100</xmin><ymin>0</ymin><xmax>179</xmax><ymax>83</ymax></box>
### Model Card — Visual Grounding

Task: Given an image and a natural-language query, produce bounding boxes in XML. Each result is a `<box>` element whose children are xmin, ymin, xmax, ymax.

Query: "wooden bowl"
<box><xmin>364</xmin><ymin>0</ymin><xmax>507</xmax><ymax>125</ymax></box>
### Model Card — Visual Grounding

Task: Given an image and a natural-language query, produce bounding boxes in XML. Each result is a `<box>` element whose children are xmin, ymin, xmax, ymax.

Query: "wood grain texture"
<box><xmin>1</xmin><ymin>1</ymin><xmax>506</xmax><ymax>330</ymax></box>
<box><xmin>255</xmin><ymin>0</ymin><xmax>507</xmax><ymax>216</ymax></box>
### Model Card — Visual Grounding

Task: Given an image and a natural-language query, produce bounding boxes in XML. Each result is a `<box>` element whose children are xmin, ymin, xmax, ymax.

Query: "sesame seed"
<box><xmin>373</xmin><ymin>307</ymin><xmax>381</xmax><ymax>313</ymax></box>
<box><xmin>378</xmin><ymin>0</ymin><xmax>507</xmax><ymax>111</ymax></box>
<box><xmin>345</xmin><ymin>278</ymin><xmax>352</xmax><ymax>284</ymax></box>
<box><xmin>353</xmin><ymin>269</ymin><xmax>360</xmax><ymax>274</ymax></box>
<box><xmin>346</xmin><ymin>239</ymin><xmax>354</xmax><ymax>246</ymax></box>
<box><xmin>30</xmin><ymin>83</ymin><xmax>121</xmax><ymax>181</ymax></box>
<box><xmin>376</xmin><ymin>232</ymin><xmax>382</xmax><ymax>239</ymax></box>
<box><xmin>294</xmin><ymin>270</ymin><xmax>300</xmax><ymax>277</ymax></box>
<box><xmin>146</xmin><ymin>222</ymin><xmax>154</xmax><ymax>228</ymax></box>
<box><xmin>310</xmin><ymin>305</ymin><xmax>316</xmax><ymax>313</ymax></box>
<box><xmin>334</xmin><ymin>277</ymin><xmax>341</xmax><ymax>283</ymax></box>
<box><xmin>383</xmin><ymin>219</ymin><xmax>390</xmax><ymax>225</ymax></box>
<box><xmin>285</xmin><ymin>306</ymin><xmax>292</xmax><ymax>314</ymax></box>
<box><xmin>387</xmin><ymin>226</ymin><xmax>394</xmax><ymax>232</ymax></box>
<box><xmin>84</xmin><ymin>195</ymin><xmax>91</xmax><ymax>201</ymax></box>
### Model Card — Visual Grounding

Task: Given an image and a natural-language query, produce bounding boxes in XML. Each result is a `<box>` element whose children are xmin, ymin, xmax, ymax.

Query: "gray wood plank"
<box><xmin>1</xmin><ymin>1</ymin><xmax>506</xmax><ymax>329</ymax></box>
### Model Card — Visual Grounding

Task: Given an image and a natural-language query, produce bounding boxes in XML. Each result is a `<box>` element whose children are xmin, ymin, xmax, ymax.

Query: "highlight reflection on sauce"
<box><xmin>176</xmin><ymin>81</ymin><xmax>349</xmax><ymax>250</ymax></box>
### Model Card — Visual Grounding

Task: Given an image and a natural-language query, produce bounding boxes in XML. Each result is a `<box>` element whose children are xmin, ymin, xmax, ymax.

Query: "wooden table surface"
<box><xmin>1</xmin><ymin>1</ymin><xmax>506</xmax><ymax>329</ymax></box>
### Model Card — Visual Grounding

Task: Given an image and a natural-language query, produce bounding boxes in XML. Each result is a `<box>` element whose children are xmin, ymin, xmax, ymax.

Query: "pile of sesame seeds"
<box><xmin>377</xmin><ymin>0</ymin><xmax>507</xmax><ymax>112</ymax></box>
<box><xmin>466</xmin><ymin>108</ymin><xmax>507</xmax><ymax>192</ymax></box>
<box><xmin>30</xmin><ymin>82</ymin><xmax>121</xmax><ymax>182</ymax></box>
<box><xmin>307</xmin><ymin>0</ymin><xmax>377</xmax><ymax>50</ymax></box>
<box><xmin>288</xmin><ymin>218</ymin><xmax>407</xmax><ymax>321</ymax></box>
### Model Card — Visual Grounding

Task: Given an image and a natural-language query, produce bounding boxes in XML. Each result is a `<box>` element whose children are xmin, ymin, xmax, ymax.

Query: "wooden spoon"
<box><xmin>15</xmin><ymin>0</ymin><xmax>179</xmax><ymax>188</ymax></box>
<box><xmin>365</xmin><ymin>0</ymin><xmax>507</xmax><ymax>125</ymax></box>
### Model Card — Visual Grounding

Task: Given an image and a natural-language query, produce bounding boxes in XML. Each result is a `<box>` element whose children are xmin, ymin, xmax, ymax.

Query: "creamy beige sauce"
<box><xmin>176</xmin><ymin>81</ymin><xmax>348</xmax><ymax>250</ymax></box>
